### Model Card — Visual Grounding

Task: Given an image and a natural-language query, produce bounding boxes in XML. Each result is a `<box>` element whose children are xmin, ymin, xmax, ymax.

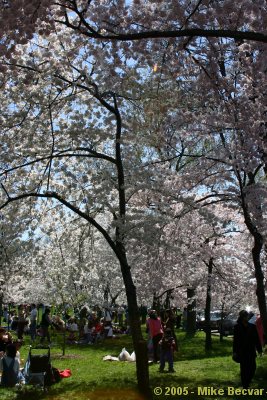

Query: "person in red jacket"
<box><xmin>146</xmin><ymin>310</ymin><xmax>163</xmax><ymax>363</ymax></box>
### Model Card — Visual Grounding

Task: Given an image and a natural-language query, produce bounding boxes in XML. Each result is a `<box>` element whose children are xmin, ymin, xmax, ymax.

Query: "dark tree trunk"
<box><xmin>152</xmin><ymin>292</ymin><xmax>160</xmax><ymax>312</ymax></box>
<box><xmin>219</xmin><ymin>302</ymin><xmax>226</xmax><ymax>343</ymax></box>
<box><xmin>0</xmin><ymin>294</ymin><xmax>3</xmax><ymax>326</ymax></box>
<box><xmin>118</xmin><ymin>247</ymin><xmax>151</xmax><ymax>399</ymax></box>
<box><xmin>239</xmin><ymin>170</ymin><xmax>267</xmax><ymax>344</ymax></box>
<box><xmin>205</xmin><ymin>259</ymin><xmax>213</xmax><ymax>350</ymax></box>
<box><xmin>186</xmin><ymin>287</ymin><xmax>196</xmax><ymax>335</ymax></box>
<box><xmin>252</xmin><ymin>232</ymin><xmax>267</xmax><ymax>342</ymax></box>
<box><xmin>111</xmin><ymin>95</ymin><xmax>151</xmax><ymax>399</ymax></box>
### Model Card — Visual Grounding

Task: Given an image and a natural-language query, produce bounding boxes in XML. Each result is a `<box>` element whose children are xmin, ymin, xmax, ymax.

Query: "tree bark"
<box><xmin>238</xmin><ymin>171</ymin><xmax>267</xmax><ymax>343</ymax></box>
<box><xmin>186</xmin><ymin>287</ymin><xmax>196</xmax><ymax>335</ymax></box>
<box><xmin>252</xmin><ymin>232</ymin><xmax>267</xmax><ymax>342</ymax></box>
<box><xmin>118</xmin><ymin>246</ymin><xmax>151</xmax><ymax>399</ymax></box>
<box><xmin>111</xmin><ymin>94</ymin><xmax>151</xmax><ymax>398</ymax></box>
<box><xmin>0</xmin><ymin>294</ymin><xmax>3</xmax><ymax>327</ymax></box>
<box><xmin>205</xmin><ymin>259</ymin><xmax>213</xmax><ymax>350</ymax></box>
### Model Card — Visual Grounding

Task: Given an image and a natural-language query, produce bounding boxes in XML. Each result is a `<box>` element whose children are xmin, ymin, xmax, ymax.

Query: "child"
<box><xmin>159</xmin><ymin>328</ymin><xmax>176</xmax><ymax>373</ymax></box>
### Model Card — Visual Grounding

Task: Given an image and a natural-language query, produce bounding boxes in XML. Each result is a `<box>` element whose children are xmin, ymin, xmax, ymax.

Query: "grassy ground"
<box><xmin>0</xmin><ymin>329</ymin><xmax>266</xmax><ymax>400</ymax></box>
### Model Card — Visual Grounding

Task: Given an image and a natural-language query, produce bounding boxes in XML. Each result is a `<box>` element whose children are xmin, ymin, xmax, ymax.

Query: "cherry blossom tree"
<box><xmin>0</xmin><ymin>1</ymin><xmax>267</xmax><ymax>397</ymax></box>
<box><xmin>26</xmin><ymin>211</ymin><xmax>125</xmax><ymax>307</ymax></box>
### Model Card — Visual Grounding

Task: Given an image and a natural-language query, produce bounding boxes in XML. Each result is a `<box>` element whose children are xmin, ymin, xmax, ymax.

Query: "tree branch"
<box><xmin>54</xmin><ymin>22</ymin><xmax>267</xmax><ymax>43</ymax></box>
<box><xmin>0</xmin><ymin>191</ymin><xmax>123</xmax><ymax>263</ymax></box>
<box><xmin>0</xmin><ymin>148</ymin><xmax>116</xmax><ymax>178</ymax></box>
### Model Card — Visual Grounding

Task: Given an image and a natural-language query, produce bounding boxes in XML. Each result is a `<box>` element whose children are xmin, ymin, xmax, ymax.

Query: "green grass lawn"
<box><xmin>0</xmin><ymin>329</ymin><xmax>266</xmax><ymax>400</ymax></box>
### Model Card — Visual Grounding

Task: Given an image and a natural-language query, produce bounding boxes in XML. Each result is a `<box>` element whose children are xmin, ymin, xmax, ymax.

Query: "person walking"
<box><xmin>233</xmin><ymin>310</ymin><xmax>262</xmax><ymax>389</ymax></box>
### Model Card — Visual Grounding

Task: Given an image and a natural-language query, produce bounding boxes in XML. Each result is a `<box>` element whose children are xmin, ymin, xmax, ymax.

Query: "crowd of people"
<box><xmin>1</xmin><ymin>303</ymin><xmax>133</xmax><ymax>346</ymax></box>
<box><xmin>0</xmin><ymin>303</ymin><xmax>265</xmax><ymax>388</ymax></box>
<box><xmin>0</xmin><ymin>303</ymin><xmax>132</xmax><ymax>388</ymax></box>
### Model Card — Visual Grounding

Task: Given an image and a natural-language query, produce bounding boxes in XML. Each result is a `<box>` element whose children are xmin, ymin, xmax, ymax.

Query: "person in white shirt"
<box><xmin>29</xmin><ymin>304</ymin><xmax>38</xmax><ymax>342</ymax></box>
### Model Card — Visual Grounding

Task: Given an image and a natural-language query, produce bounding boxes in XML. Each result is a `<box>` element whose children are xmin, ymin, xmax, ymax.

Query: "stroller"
<box><xmin>24</xmin><ymin>346</ymin><xmax>53</xmax><ymax>389</ymax></box>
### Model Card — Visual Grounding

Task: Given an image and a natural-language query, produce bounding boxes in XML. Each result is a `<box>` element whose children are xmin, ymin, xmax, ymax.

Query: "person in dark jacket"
<box><xmin>233</xmin><ymin>310</ymin><xmax>262</xmax><ymax>388</ymax></box>
<box><xmin>40</xmin><ymin>308</ymin><xmax>52</xmax><ymax>344</ymax></box>
<box><xmin>159</xmin><ymin>328</ymin><xmax>176</xmax><ymax>373</ymax></box>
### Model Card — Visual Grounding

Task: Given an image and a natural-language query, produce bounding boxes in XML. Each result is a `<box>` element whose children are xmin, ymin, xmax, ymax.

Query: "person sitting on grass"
<box><xmin>0</xmin><ymin>344</ymin><xmax>24</xmax><ymax>387</ymax></box>
<box><xmin>158</xmin><ymin>328</ymin><xmax>176</xmax><ymax>373</ymax></box>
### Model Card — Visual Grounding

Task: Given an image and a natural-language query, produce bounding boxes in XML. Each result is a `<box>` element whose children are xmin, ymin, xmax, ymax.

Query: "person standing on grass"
<box><xmin>40</xmin><ymin>308</ymin><xmax>52</xmax><ymax>344</ymax></box>
<box><xmin>117</xmin><ymin>305</ymin><xmax>124</xmax><ymax>326</ymax></box>
<box><xmin>146</xmin><ymin>310</ymin><xmax>163</xmax><ymax>363</ymax></box>
<box><xmin>163</xmin><ymin>308</ymin><xmax>178</xmax><ymax>347</ymax></box>
<box><xmin>104</xmin><ymin>307</ymin><xmax>112</xmax><ymax>323</ymax></box>
<box><xmin>17</xmin><ymin>305</ymin><xmax>26</xmax><ymax>340</ymax></box>
<box><xmin>29</xmin><ymin>304</ymin><xmax>38</xmax><ymax>342</ymax></box>
<box><xmin>159</xmin><ymin>328</ymin><xmax>176</xmax><ymax>373</ymax></box>
<box><xmin>233</xmin><ymin>310</ymin><xmax>262</xmax><ymax>389</ymax></box>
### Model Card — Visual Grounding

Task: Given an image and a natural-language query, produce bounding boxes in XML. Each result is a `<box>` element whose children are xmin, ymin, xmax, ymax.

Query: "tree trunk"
<box><xmin>186</xmin><ymin>287</ymin><xmax>196</xmax><ymax>335</ymax></box>
<box><xmin>239</xmin><ymin>174</ymin><xmax>267</xmax><ymax>343</ymax></box>
<box><xmin>252</xmin><ymin>232</ymin><xmax>267</xmax><ymax>342</ymax></box>
<box><xmin>219</xmin><ymin>302</ymin><xmax>226</xmax><ymax>343</ymax></box>
<box><xmin>118</xmin><ymin>247</ymin><xmax>151</xmax><ymax>399</ymax></box>
<box><xmin>0</xmin><ymin>294</ymin><xmax>3</xmax><ymax>326</ymax></box>
<box><xmin>113</xmin><ymin>95</ymin><xmax>151</xmax><ymax>398</ymax></box>
<box><xmin>205</xmin><ymin>259</ymin><xmax>213</xmax><ymax>350</ymax></box>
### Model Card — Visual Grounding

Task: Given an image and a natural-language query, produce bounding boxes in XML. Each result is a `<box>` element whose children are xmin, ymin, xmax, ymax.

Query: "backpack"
<box><xmin>1</xmin><ymin>358</ymin><xmax>18</xmax><ymax>387</ymax></box>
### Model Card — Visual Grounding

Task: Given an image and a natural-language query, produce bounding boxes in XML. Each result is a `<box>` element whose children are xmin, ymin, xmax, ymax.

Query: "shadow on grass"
<box><xmin>12</xmin><ymin>367</ymin><xmax>267</xmax><ymax>400</ymax></box>
<box><xmin>13</xmin><ymin>379</ymin><xmax>142</xmax><ymax>400</ymax></box>
<box><xmin>177</xmin><ymin>332</ymin><xmax>233</xmax><ymax>361</ymax></box>
<box><xmin>149</xmin><ymin>367</ymin><xmax>267</xmax><ymax>400</ymax></box>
